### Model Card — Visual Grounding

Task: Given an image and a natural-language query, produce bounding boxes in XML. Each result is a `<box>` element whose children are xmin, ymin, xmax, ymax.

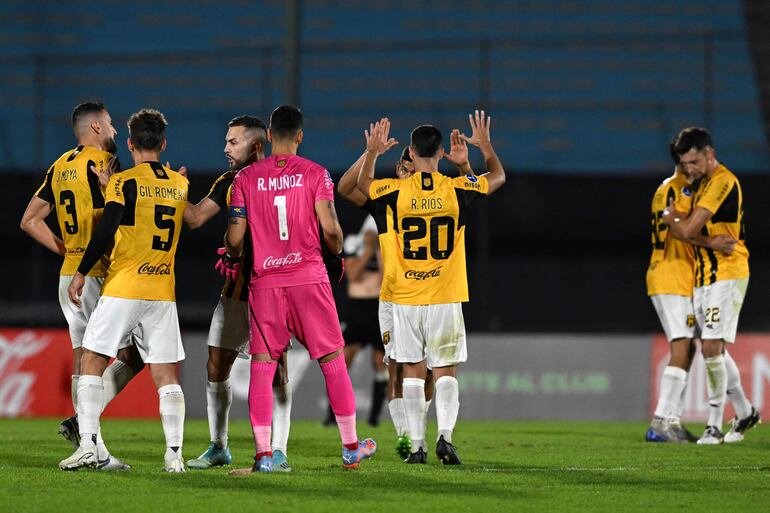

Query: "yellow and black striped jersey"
<box><xmin>101</xmin><ymin>162</ymin><xmax>188</xmax><ymax>301</ymax></box>
<box><xmin>205</xmin><ymin>170</ymin><xmax>252</xmax><ymax>301</ymax></box>
<box><xmin>691</xmin><ymin>164</ymin><xmax>749</xmax><ymax>286</ymax></box>
<box><xmin>368</xmin><ymin>171</ymin><xmax>488</xmax><ymax>305</ymax></box>
<box><xmin>35</xmin><ymin>145</ymin><xmax>113</xmax><ymax>277</ymax></box>
<box><xmin>646</xmin><ymin>171</ymin><xmax>696</xmax><ymax>296</ymax></box>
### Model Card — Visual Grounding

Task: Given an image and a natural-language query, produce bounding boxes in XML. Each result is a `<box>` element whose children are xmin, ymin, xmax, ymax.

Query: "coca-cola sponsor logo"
<box><xmin>404</xmin><ymin>268</ymin><xmax>442</xmax><ymax>280</ymax></box>
<box><xmin>263</xmin><ymin>252</ymin><xmax>303</xmax><ymax>269</ymax></box>
<box><xmin>138</xmin><ymin>262</ymin><xmax>171</xmax><ymax>275</ymax></box>
<box><xmin>0</xmin><ymin>332</ymin><xmax>49</xmax><ymax>417</ymax></box>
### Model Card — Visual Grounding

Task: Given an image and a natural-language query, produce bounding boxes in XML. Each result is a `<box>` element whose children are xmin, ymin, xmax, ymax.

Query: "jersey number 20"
<box><xmin>402</xmin><ymin>216</ymin><xmax>455</xmax><ymax>260</ymax></box>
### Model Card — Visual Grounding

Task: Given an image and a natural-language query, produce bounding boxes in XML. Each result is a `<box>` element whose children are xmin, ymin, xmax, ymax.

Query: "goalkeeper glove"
<box><xmin>215</xmin><ymin>247</ymin><xmax>242</xmax><ymax>281</ymax></box>
<box><xmin>323</xmin><ymin>250</ymin><xmax>345</xmax><ymax>283</ymax></box>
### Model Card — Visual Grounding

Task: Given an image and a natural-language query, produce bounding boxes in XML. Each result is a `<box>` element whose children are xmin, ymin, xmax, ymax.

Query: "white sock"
<box><xmin>102</xmin><ymin>359</ymin><xmax>135</xmax><ymax>407</ymax></box>
<box><xmin>71</xmin><ymin>374</ymin><xmax>80</xmax><ymax>413</ymax></box>
<box><xmin>271</xmin><ymin>382</ymin><xmax>293</xmax><ymax>454</ymax></box>
<box><xmin>434</xmin><ymin>376</ymin><xmax>459</xmax><ymax>443</ymax></box>
<box><xmin>704</xmin><ymin>355</ymin><xmax>727</xmax><ymax>428</ymax></box>
<box><xmin>676</xmin><ymin>378</ymin><xmax>688</xmax><ymax>418</ymax></box>
<box><xmin>402</xmin><ymin>378</ymin><xmax>426</xmax><ymax>452</ymax></box>
<box><xmin>159</xmin><ymin>384</ymin><xmax>185</xmax><ymax>450</ymax></box>
<box><xmin>423</xmin><ymin>399</ymin><xmax>432</xmax><ymax>435</ymax></box>
<box><xmin>388</xmin><ymin>398</ymin><xmax>408</xmax><ymax>436</ymax></box>
<box><xmin>653</xmin><ymin>366</ymin><xmax>687</xmax><ymax>421</ymax></box>
<box><xmin>206</xmin><ymin>380</ymin><xmax>232</xmax><ymax>448</ymax></box>
<box><xmin>76</xmin><ymin>375</ymin><xmax>103</xmax><ymax>449</ymax></box>
<box><xmin>724</xmin><ymin>350</ymin><xmax>752</xmax><ymax>419</ymax></box>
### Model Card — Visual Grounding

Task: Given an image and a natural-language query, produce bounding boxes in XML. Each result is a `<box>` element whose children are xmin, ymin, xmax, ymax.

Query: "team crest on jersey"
<box><xmin>466</xmin><ymin>174</ymin><xmax>478</xmax><ymax>183</ymax></box>
<box><xmin>277</xmin><ymin>159</ymin><xmax>287</xmax><ymax>168</ymax></box>
<box><xmin>686</xmin><ymin>315</ymin><xmax>695</xmax><ymax>328</ymax></box>
<box><xmin>382</xmin><ymin>331</ymin><xmax>390</xmax><ymax>345</ymax></box>
<box><xmin>154</xmin><ymin>167</ymin><xmax>165</xmax><ymax>177</ymax></box>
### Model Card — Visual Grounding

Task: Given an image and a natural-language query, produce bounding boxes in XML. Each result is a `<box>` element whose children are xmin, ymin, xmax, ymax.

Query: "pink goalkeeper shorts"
<box><xmin>248</xmin><ymin>282</ymin><xmax>344</xmax><ymax>360</ymax></box>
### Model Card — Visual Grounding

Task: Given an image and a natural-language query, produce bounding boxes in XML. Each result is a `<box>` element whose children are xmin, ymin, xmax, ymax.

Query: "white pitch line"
<box><xmin>478</xmin><ymin>466</ymin><xmax>766</xmax><ymax>473</ymax></box>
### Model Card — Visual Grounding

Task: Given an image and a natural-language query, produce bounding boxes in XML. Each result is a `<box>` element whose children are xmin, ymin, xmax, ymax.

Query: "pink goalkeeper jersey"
<box><xmin>230</xmin><ymin>154</ymin><xmax>335</xmax><ymax>289</ymax></box>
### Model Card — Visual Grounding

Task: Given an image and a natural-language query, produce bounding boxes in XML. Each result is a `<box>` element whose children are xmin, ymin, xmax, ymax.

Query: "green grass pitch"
<box><xmin>1</xmin><ymin>418</ymin><xmax>768</xmax><ymax>512</ymax></box>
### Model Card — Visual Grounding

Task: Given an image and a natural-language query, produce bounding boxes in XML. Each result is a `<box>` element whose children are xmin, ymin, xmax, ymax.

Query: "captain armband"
<box><xmin>229</xmin><ymin>205</ymin><xmax>247</xmax><ymax>218</ymax></box>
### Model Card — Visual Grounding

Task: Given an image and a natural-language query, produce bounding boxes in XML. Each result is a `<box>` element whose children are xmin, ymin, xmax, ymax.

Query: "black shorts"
<box><xmin>342</xmin><ymin>298</ymin><xmax>385</xmax><ymax>352</ymax></box>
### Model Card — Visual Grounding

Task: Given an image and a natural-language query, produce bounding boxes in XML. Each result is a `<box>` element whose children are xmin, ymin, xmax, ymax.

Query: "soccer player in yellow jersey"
<box><xmin>645</xmin><ymin>140</ymin><xmax>751</xmax><ymax>443</ymax></box>
<box><xmin>184</xmin><ymin>116</ymin><xmax>294</xmax><ymax>472</ymax></box>
<box><xmin>357</xmin><ymin>112</ymin><xmax>506</xmax><ymax>464</ymax></box>
<box><xmin>663</xmin><ymin>127</ymin><xmax>759</xmax><ymax>444</ymax></box>
<box><xmin>60</xmin><ymin>109</ymin><xmax>192</xmax><ymax>472</ymax></box>
<box><xmin>20</xmin><ymin>102</ymin><xmax>142</xmax><ymax>471</ymax></box>
<box><xmin>338</xmin><ymin>132</ymin><xmax>475</xmax><ymax>458</ymax></box>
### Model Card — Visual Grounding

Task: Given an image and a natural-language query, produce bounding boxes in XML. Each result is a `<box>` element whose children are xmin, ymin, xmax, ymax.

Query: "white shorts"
<box><xmin>390</xmin><ymin>302</ymin><xmax>467</xmax><ymax>368</ymax></box>
<box><xmin>83</xmin><ymin>296</ymin><xmax>185</xmax><ymax>363</ymax></box>
<box><xmin>59</xmin><ymin>275</ymin><xmax>102</xmax><ymax>348</ymax></box>
<box><xmin>650</xmin><ymin>294</ymin><xmax>697</xmax><ymax>342</ymax></box>
<box><xmin>207</xmin><ymin>295</ymin><xmax>249</xmax><ymax>357</ymax></box>
<box><xmin>378</xmin><ymin>301</ymin><xmax>394</xmax><ymax>361</ymax></box>
<box><xmin>693</xmin><ymin>278</ymin><xmax>748</xmax><ymax>343</ymax></box>
<box><xmin>59</xmin><ymin>275</ymin><xmax>134</xmax><ymax>352</ymax></box>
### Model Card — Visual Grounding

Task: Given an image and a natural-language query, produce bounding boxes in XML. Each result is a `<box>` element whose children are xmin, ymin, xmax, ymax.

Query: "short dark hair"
<box><xmin>72</xmin><ymin>102</ymin><xmax>106</xmax><ymax>126</ymax></box>
<box><xmin>669</xmin><ymin>136</ymin><xmax>680</xmax><ymax>165</ymax></box>
<box><xmin>270</xmin><ymin>105</ymin><xmax>303</xmax><ymax>140</ymax></box>
<box><xmin>674</xmin><ymin>127</ymin><xmax>713</xmax><ymax>157</ymax></box>
<box><xmin>400</xmin><ymin>146</ymin><xmax>412</xmax><ymax>163</ymax></box>
<box><xmin>127</xmin><ymin>108</ymin><xmax>167</xmax><ymax>151</ymax></box>
<box><xmin>410</xmin><ymin>125</ymin><xmax>442</xmax><ymax>158</ymax></box>
<box><xmin>228</xmin><ymin>115</ymin><xmax>267</xmax><ymax>143</ymax></box>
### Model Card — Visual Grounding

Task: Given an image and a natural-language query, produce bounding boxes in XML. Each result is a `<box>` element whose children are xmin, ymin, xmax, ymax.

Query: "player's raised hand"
<box><xmin>89</xmin><ymin>156</ymin><xmax>119</xmax><ymax>188</ymax></box>
<box><xmin>445</xmin><ymin>129</ymin><xmax>469</xmax><ymax>166</ymax></box>
<box><xmin>460</xmin><ymin>109</ymin><xmax>492</xmax><ymax>147</ymax></box>
<box><xmin>166</xmin><ymin>161</ymin><xmax>188</xmax><ymax>177</ymax></box>
<box><xmin>365</xmin><ymin>118</ymin><xmax>398</xmax><ymax>156</ymax></box>
<box><xmin>662</xmin><ymin>197</ymin><xmax>684</xmax><ymax>225</ymax></box>
<box><xmin>68</xmin><ymin>273</ymin><xmax>85</xmax><ymax>307</ymax></box>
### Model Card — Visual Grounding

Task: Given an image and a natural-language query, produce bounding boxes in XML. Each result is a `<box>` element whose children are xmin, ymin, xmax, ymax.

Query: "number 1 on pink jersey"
<box><xmin>274</xmin><ymin>195</ymin><xmax>289</xmax><ymax>240</ymax></box>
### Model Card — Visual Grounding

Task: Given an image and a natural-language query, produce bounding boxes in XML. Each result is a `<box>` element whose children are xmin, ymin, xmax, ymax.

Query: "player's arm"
<box><xmin>357</xmin><ymin>118</ymin><xmax>399</xmax><ymax>199</ymax></box>
<box><xmin>68</xmin><ymin>201</ymin><xmax>124</xmax><ymax>306</ymax></box>
<box><xmin>316</xmin><ymin>200</ymin><xmax>343</xmax><ymax>255</ymax></box>
<box><xmin>20</xmin><ymin>196</ymin><xmax>65</xmax><ymax>256</ymax></box>
<box><xmin>689</xmin><ymin>233</ymin><xmax>736</xmax><ymax>255</ymax></box>
<box><xmin>663</xmin><ymin>202</ymin><xmax>712</xmax><ymax>241</ymax></box>
<box><xmin>337</xmin><ymin>152</ymin><xmax>368</xmax><ymax>207</ymax></box>
<box><xmin>345</xmin><ymin>229</ymin><xmax>378</xmax><ymax>282</ymax></box>
<box><xmin>460</xmin><ymin>110</ymin><xmax>505</xmax><ymax>195</ymax></box>
<box><xmin>184</xmin><ymin>198</ymin><xmax>221</xmax><ymax>229</ymax></box>
<box><xmin>224</xmin><ymin>207</ymin><xmax>247</xmax><ymax>258</ymax></box>
<box><xmin>186</xmin><ymin>172</ymin><xmax>235</xmax><ymax>229</ymax></box>
<box><xmin>445</xmin><ymin>128</ymin><xmax>475</xmax><ymax>176</ymax></box>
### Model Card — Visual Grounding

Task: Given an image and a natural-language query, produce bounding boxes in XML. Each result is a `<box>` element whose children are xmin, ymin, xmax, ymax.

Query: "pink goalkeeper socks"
<box><xmin>320</xmin><ymin>353</ymin><xmax>358</xmax><ymax>447</ymax></box>
<box><xmin>249</xmin><ymin>360</ymin><xmax>277</xmax><ymax>454</ymax></box>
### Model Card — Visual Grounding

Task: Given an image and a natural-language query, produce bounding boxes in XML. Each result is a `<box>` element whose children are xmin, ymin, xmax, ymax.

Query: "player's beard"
<box><xmin>228</xmin><ymin>149</ymin><xmax>258</xmax><ymax>171</ymax></box>
<box><xmin>103</xmin><ymin>137</ymin><xmax>118</xmax><ymax>155</ymax></box>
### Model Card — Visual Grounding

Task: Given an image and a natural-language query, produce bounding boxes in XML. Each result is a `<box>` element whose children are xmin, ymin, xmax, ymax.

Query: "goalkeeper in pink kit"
<box><xmin>223</xmin><ymin>105</ymin><xmax>376</xmax><ymax>471</ymax></box>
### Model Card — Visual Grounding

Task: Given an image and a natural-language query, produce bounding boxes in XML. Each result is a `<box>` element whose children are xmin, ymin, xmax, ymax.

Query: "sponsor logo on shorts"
<box><xmin>138</xmin><ymin>262</ymin><xmax>171</xmax><ymax>275</ymax></box>
<box><xmin>404</xmin><ymin>268</ymin><xmax>441</xmax><ymax>280</ymax></box>
<box><xmin>686</xmin><ymin>315</ymin><xmax>695</xmax><ymax>327</ymax></box>
<box><xmin>382</xmin><ymin>331</ymin><xmax>390</xmax><ymax>345</ymax></box>
<box><xmin>65</xmin><ymin>247</ymin><xmax>86</xmax><ymax>255</ymax></box>
<box><xmin>263</xmin><ymin>252</ymin><xmax>303</xmax><ymax>270</ymax></box>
